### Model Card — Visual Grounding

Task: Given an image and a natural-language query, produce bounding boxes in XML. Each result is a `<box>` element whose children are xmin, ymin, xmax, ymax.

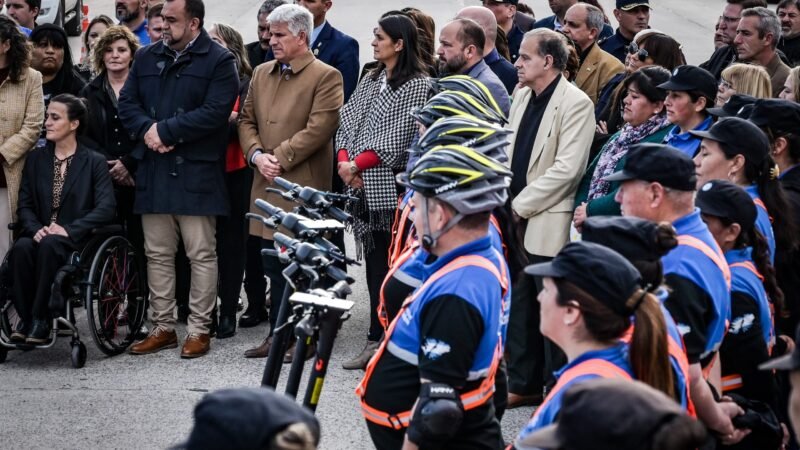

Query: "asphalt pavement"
<box><xmin>2</xmin><ymin>0</ymin><xmax>726</xmax><ymax>448</ymax></box>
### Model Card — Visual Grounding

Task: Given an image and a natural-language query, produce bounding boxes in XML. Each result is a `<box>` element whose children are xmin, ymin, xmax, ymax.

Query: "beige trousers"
<box><xmin>142</xmin><ymin>214</ymin><xmax>217</xmax><ymax>334</ymax></box>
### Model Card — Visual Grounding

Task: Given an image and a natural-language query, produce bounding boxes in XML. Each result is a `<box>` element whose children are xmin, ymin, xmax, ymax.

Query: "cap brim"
<box><xmin>603</xmin><ymin>169</ymin><xmax>636</xmax><ymax>182</ymax></box>
<box><xmin>759</xmin><ymin>353</ymin><xmax>799</xmax><ymax>371</ymax></box>
<box><xmin>620</xmin><ymin>3</ymin><xmax>652</xmax><ymax>11</ymax></box>
<box><xmin>657</xmin><ymin>80</ymin><xmax>692</xmax><ymax>92</ymax></box>
<box><xmin>707</xmin><ymin>106</ymin><xmax>733</xmax><ymax>118</ymax></box>
<box><xmin>517</xmin><ymin>424</ymin><xmax>563</xmax><ymax>449</ymax></box>
<box><xmin>524</xmin><ymin>260</ymin><xmax>563</xmax><ymax>278</ymax></box>
<box><xmin>695</xmin><ymin>193</ymin><xmax>730</xmax><ymax>219</ymax></box>
<box><xmin>688</xmin><ymin>129</ymin><xmax>723</xmax><ymax>142</ymax></box>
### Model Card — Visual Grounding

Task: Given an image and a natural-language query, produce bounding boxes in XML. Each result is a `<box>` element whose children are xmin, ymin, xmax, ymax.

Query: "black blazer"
<box><xmin>17</xmin><ymin>142</ymin><xmax>116</xmax><ymax>245</ymax></box>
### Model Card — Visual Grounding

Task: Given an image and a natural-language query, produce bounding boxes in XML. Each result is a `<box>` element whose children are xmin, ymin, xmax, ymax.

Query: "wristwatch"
<box><xmin>349</xmin><ymin>161</ymin><xmax>359</xmax><ymax>174</ymax></box>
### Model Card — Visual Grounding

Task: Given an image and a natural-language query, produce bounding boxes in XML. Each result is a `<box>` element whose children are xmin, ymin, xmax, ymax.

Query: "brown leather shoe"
<box><xmin>244</xmin><ymin>336</ymin><xmax>273</xmax><ymax>358</ymax></box>
<box><xmin>507</xmin><ymin>392</ymin><xmax>544</xmax><ymax>409</ymax></box>
<box><xmin>129</xmin><ymin>327</ymin><xmax>178</xmax><ymax>355</ymax></box>
<box><xmin>181</xmin><ymin>333</ymin><xmax>211</xmax><ymax>359</ymax></box>
<box><xmin>283</xmin><ymin>339</ymin><xmax>315</xmax><ymax>364</ymax></box>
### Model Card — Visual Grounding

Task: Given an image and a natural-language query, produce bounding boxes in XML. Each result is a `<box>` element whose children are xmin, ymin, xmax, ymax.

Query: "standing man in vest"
<box><xmin>505</xmin><ymin>29</ymin><xmax>595</xmax><ymax>409</ymax></box>
<box><xmin>358</xmin><ymin>145</ymin><xmax>511</xmax><ymax>450</ymax></box>
<box><xmin>561</xmin><ymin>3</ymin><xmax>625</xmax><ymax>104</ymax></box>
<box><xmin>120</xmin><ymin>0</ymin><xmax>239</xmax><ymax>358</ymax></box>
<box><xmin>297</xmin><ymin>0</ymin><xmax>359</xmax><ymax>102</ymax></box>
<box><xmin>457</xmin><ymin>6</ymin><xmax>518</xmax><ymax>95</ymax></box>
<box><xmin>609</xmin><ymin>143</ymin><xmax>749</xmax><ymax>444</ymax></box>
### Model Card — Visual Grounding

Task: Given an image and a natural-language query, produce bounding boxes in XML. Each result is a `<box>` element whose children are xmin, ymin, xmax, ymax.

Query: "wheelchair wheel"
<box><xmin>70</xmin><ymin>341</ymin><xmax>86</xmax><ymax>368</ymax></box>
<box><xmin>85</xmin><ymin>236</ymin><xmax>147</xmax><ymax>356</ymax></box>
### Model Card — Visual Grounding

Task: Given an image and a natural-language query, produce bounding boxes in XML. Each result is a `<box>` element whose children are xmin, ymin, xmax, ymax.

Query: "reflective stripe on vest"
<box><xmin>753</xmin><ymin>198</ymin><xmax>773</xmax><ymax>224</ymax></box>
<box><xmin>378</xmin><ymin>243</ymin><xmax>418</xmax><ymax>330</ymax></box>
<box><xmin>730</xmin><ymin>261</ymin><xmax>775</xmax><ymax>354</ymax></box>
<box><xmin>677</xmin><ymin>235</ymin><xmax>731</xmax><ymax>289</ymax></box>
<box><xmin>721</xmin><ymin>374</ymin><xmax>744</xmax><ymax>392</ymax></box>
<box><xmin>357</xmin><ymin>254</ymin><xmax>508</xmax><ymax>429</ymax></box>
<box><xmin>388</xmin><ymin>195</ymin><xmax>413</xmax><ymax>269</ymax></box>
<box><xmin>532</xmin><ymin>359</ymin><xmax>632</xmax><ymax>422</ymax></box>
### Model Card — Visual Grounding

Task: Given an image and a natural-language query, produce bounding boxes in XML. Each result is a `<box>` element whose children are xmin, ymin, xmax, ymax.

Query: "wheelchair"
<box><xmin>0</xmin><ymin>225</ymin><xmax>148</xmax><ymax>368</ymax></box>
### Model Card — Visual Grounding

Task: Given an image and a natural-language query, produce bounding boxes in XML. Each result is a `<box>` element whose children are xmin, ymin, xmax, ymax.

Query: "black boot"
<box><xmin>238</xmin><ymin>307</ymin><xmax>268</xmax><ymax>328</ymax></box>
<box><xmin>217</xmin><ymin>315</ymin><xmax>236</xmax><ymax>339</ymax></box>
<box><xmin>26</xmin><ymin>319</ymin><xmax>51</xmax><ymax>344</ymax></box>
<box><xmin>10</xmin><ymin>320</ymin><xmax>28</xmax><ymax>342</ymax></box>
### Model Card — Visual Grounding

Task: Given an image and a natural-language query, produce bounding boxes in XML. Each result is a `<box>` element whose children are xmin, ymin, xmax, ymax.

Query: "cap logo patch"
<box><xmin>673</xmin><ymin>68</ymin><xmax>680</xmax><ymax>76</ymax></box>
<box><xmin>701</xmin><ymin>182</ymin><xmax>713</xmax><ymax>191</ymax></box>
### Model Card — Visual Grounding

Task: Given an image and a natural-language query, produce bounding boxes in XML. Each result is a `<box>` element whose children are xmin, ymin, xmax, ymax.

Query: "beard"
<box><xmin>443</xmin><ymin>53</ymin><xmax>467</xmax><ymax>76</ymax></box>
<box><xmin>116</xmin><ymin>5</ymin><xmax>140</xmax><ymax>23</ymax></box>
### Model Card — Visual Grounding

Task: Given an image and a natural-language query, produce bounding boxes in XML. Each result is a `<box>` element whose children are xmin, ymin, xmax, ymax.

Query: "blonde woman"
<box><xmin>716</xmin><ymin>63</ymin><xmax>771</xmax><ymax>107</ymax></box>
<box><xmin>779</xmin><ymin>66</ymin><xmax>800</xmax><ymax>103</ymax></box>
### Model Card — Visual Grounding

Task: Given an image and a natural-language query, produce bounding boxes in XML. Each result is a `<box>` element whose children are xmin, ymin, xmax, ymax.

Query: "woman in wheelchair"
<box><xmin>8</xmin><ymin>94</ymin><xmax>115</xmax><ymax>344</ymax></box>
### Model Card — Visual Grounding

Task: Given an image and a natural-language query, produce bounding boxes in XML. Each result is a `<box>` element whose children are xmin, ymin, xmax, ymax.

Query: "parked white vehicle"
<box><xmin>37</xmin><ymin>0</ymin><xmax>83</xmax><ymax>36</ymax></box>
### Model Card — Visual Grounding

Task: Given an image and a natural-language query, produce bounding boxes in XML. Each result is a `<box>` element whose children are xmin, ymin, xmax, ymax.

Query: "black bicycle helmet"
<box><xmin>413</xmin><ymin>116</ymin><xmax>511</xmax><ymax>164</ymax></box>
<box><xmin>434</xmin><ymin>75</ymin><xmax>506</xmax><ymax>119</ymax></box>
<box><xmin>411</xmin><ymin>90</ymin><xmax>508</xmax><ymax>127</ymax></box>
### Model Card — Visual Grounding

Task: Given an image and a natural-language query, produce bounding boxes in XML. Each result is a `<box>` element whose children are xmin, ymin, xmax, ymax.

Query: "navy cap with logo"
<box><xmin>517</xmin><ymin>378</ymin><xmax>695</xmax><ymax>450</ymax></box>
<box><xmin>657</xmin><ymin>65</ymin><xmax>717</xmax><ymax>102</ymax></box>
<box><xmin>696</xmin><ymin>180</ymin><xmax>757</xmax><ymax>233</ymax></box>
<box><xmin>604</xmin><ymin>143</ymin><xmax>697</xmax><ymax>191</ymax></box>
<box><xmin>708</xmin><ymin>94</ymin><xmax>757</xmax><ymax>118</ymax></box>
<box><xmin>524</xmin><ymin>241</ymin><xmax>642</xmax><ymax>317</ymax></box>
<box><xmin>488</xmin><ymin>0</ymin><xmax>518</xmax><ymax>4</ymax></box>
<box><xmin>689</xmin><ymin>117</ymin><xmax>770</xmax><ymax>166</ymax></box>
<box><xmin>617</xmin><ymin>0</ymin><xmax>651</xmax><ymax>10</ymax></box>
<box><xmin>582</xmin><ymin>216</ymin><xmax>674</xmax><ymax>262</ymax></box>
<box><xmin>746</xmin><ymin>98</ymin><xmax>800</xmax><ymax>136</ymax></box>
<box><xmin>760</xmin><ymin>324</ymin><xmax>800</xmax><ymax>371</ymax></box>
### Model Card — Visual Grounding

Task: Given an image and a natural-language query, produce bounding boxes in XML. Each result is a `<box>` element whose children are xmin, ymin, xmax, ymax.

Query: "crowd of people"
<box><xmin>4</xmin><ymin>0</ymin><xmax>800</xmax><ymax>448</ymax></box>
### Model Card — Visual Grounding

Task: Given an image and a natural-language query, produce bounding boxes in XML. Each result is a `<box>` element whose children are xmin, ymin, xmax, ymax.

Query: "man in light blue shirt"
<box><xmin>438</xmin><ymin>18</ymin><xmax>511</xmax><ymax>115</ymax></box>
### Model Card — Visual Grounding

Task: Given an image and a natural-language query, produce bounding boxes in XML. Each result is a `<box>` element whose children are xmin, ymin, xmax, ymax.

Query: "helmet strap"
<box><xmin>420</xmin><ymin>196</ymin><xmax>464</xmax><ymax>252</ymax></box>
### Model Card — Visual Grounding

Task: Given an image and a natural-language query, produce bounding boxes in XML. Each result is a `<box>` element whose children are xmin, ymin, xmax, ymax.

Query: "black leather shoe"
<box><xmin>217</xmin><ymin>315</ymin><xmax>236</xmax><ymax>339</ymax></box>
<box><xmin>26</xmin><ymin>319</ymin><xmax>51</xmax><ymax>344</ymax></box>
<box><xmin>238</xmin><ymin>308</ymin><xmax>268</xmax><ymax>328</ymax></box>
<box><xmin>10</xmin><ymin>320</ymin><xmax>28</xmax><ymax>342</ymax></box>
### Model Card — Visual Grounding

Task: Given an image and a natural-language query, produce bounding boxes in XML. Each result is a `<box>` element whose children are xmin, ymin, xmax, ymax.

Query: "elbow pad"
<box><xmin>407</xmin><ymin>383</ymin><xmax>464</xmax><ymax>448</ymax></box>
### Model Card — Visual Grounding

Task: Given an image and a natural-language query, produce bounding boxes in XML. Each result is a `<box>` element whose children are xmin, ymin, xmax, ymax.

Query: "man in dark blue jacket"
<box><xmin>119</xmin><ymin>0</ymin><xmax>239</xmax><ymax>359</ymax></box>
<box><xmin>298</xmin><ymin>0</ymin><xmax>359</xmax><ymax>102</ymax></box>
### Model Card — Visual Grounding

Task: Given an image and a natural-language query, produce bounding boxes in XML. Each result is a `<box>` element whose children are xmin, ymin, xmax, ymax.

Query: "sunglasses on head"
<box><xmin>627</xmin><ymin>42</ymin><xmax>649</xmax><ymax>62</ymax></box>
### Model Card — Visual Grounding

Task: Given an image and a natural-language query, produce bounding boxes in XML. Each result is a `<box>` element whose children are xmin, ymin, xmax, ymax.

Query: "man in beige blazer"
<box><xmin>562</xmin><ymin>3</ymin><xmax>624</xmax><ymax>104</ymax></box>
<box><xmin>238</xmin><ymin>4</ymin><xmax>343</xmax><ymax>358</ymax></box>
<box><xmin>505</xmin><ymin>28</ymin><xmax>595</xmax><ymax>408</ymax></box>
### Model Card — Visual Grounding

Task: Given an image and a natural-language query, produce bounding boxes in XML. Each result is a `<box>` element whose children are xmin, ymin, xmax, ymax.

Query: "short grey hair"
<box><xmin>582</xmin><ymin>4</ymin><xmax>605</xmax><ymax>34</ymax></box>
<box><xmin>267</xmin><ymin>4</ymin><xmax>313</xmax><ymax>46</ymax></box>
<box><xmin>523</xmin><ymin>29</ymin><xmax>569</xmax><ymax>71</ymax></box>
<box><xmin>258</xmin><ymin>0</ymin><xmax>287</xmax><ymax>19</ymax></box>
<box><xmin>742</xmin><ymin>7</ymin><xmax>782</xmax><ymax>48</ymax></box>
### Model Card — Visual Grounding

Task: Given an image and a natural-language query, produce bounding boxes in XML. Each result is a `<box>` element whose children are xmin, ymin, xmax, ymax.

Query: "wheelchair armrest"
<box><xmin>91</xmin><ymin>224</ymin><xmax>124</xmax><ymax>236</ymax></box>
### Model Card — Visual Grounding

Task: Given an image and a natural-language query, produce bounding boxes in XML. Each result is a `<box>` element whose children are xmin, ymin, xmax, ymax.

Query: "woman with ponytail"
<box><xmin>697</xmin><ymin>179</ymin><xmax>781</xmax><ymax>411</ymax></box>
<box><xmin>515</xmin><ymin>241</ymin><xmax>674</xmax><ymax>446</ymax></box>
<box><xmin>692</xmin><ymin>117</ymin><xmax>800</xmax><ymax>264</ymax></box>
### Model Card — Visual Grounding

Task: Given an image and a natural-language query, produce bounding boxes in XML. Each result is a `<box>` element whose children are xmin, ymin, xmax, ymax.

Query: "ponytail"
<box><xmin>740</xmin><ymin>228</ymin><xmax>786</xmax><ymax>319</ymax></box>
<box><xmin>626</xmin><ymin>289</ymin><xmax>676</xmax><ymax>402</ymax></box>
<box><xmin>747</xmin><ymin>155</ymin><xmax>799</xmax><ymax>253</ymax></box>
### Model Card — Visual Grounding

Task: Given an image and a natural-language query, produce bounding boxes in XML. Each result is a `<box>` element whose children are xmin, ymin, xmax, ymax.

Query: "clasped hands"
<box><xmin>337</xmin><ymin>161</ymin><xmax>364</xmax><ymax>189</ymax></box>
<box><xmin>144</xmin><ymin>123</ymin><xmax>174</xmax><ymax>154</ymax></box>
<box><xmin>108</xmin><ymin>160</ymin><xmax>135</xmax><ymax>186</ymax></box>
<box><xmin>254</xmin><ymin>152</ymin><xmax>284</xmax><ymax>184</ymax></box>
<box><xmin>34</xmin><ymin>223</ymin><xmax>69</xmax><ymax>243</ymax></box>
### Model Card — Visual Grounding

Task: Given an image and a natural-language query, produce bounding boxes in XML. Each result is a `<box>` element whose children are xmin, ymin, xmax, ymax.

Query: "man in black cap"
<box><xmin>761</xmin><ymin>325</ymin><xmax>800</xmax><ymax>437</ymax></box>
<box><xmin>658</xmin><ymin>65</ymin><xmax>717</xmax><ymax>158</ymax></box>
<box><xmin>600</xmin><ymin>0</ymin><xmax>652</xmax><ymax>63</ymax></box>
<box><xmin>516</xmin><ymin>378</ymin><xmax>706</xmax><ymax>450</ymax></box>
<box><xmin>607</xmin><ymin>143</ymin><xmax>748</xmax><ymax>443</ymax></box>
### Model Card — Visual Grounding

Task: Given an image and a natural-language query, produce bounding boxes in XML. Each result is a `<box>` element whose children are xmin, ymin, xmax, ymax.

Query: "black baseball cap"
<box><xmin>746</xmin><ymin>98</ymin><xmax>800</xmax><ymax>136</ymax></box>
<box><xmin>178</xmin><ymin>387</ymin><xmax>320</xmax><ymax>450</ymax></box>
<box><xmin>690</xmin><ymin>117</ymin><xmax>770</xmax><ymax>166</ymax></box>
<box><xmin>695</xmin><ymin>180</ymin><xmax>757</xmax><ymax>233</ymax></box>
<box><xmin>524</xmin><ymin>241</ymin><xmax>642</xmax><ymax>317</ymax></box>
<box><xmin>658</xmin><ymin>65</ymin><xmax>717</xmax><ymax>102</ymax></box>
<box><xmin>617</xmin><ymin>0</ymin><xmax>651</xmax><ymax>10</ymax></box>
<box><xmin>708</xmin><ymin>94</ymin><xmax>757</xmax><ymax>118</ymax></box>
<box><xmin>760</xmin><ymin>324</ymin><xmax>800</xmax><ymax>371</ymax></box>
<box><xmin>604</xmin><ymin>143</ymin><xmax>697</xmax><ymax>191</ymax></box>
<box><xmin>582</xmin><ymin>216</ymin><xmax>676</xmax><ymax>262</ymax></box>
<box><xmin>487</xmin><ymin>0</ymin><xmax>518</xmax><ymax>4</ymax></box>
<box><xmin>517</xmin><ymin>378</ymin><xmax>697</xmax><ymax>450</ymax></box>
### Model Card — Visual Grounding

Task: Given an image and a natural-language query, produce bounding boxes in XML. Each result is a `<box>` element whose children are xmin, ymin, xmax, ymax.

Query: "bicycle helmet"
<box><xmin>397</xmin><ymin>144</ymin><xmax>511</xmax><ymax>249</ymax></box>
<box><xmin>411</xmin><ymin>90</ymin><xmax>508</xmax><ymax>127</ymax></box>
<box><xmin>413</xmin><ymin>116</ymin><xmax>511</xmax><ymax>164</ymax></box>
<box><xmin>435</xmin><ymin>75</ymin><xmax>506</xmax><ymax>119</ymax></box>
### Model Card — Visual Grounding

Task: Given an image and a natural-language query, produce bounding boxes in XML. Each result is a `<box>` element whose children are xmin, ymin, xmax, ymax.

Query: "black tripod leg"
<box><xmin>302</xmin><ymin>311</ymin><xmax>342</xmax><ymax>412</ymax></box>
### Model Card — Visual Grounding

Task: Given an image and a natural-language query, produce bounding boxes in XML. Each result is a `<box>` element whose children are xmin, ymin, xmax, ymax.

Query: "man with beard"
<box><xmin>245</xmin><ymin>0</ymin><xmax>286</xmax><ymax>69</ymax></box>
<box><xmin>600</xmin><ymin>0</ymin><xmax>652</xmax><ymax>63</ymax></box>
<box><xmin>437</xmin><ymin>18</ymin><xmax>510</xmax><ymax>115</ymax></box>
<box><xmin>116</xmin><ymin>0</ymin><xmax>150</xmax><ymax>45</ymax></box>
<box><xmin>778</xmin><ymin>0</ymin><xmax>800</xmax><ymax>66</ymax></box>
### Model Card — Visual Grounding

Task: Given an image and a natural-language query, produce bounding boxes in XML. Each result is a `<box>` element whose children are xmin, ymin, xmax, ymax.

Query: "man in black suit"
<box><xmin>297</xmin><ymin>0</ymin><xmax>359</xmax><ymax>102</ymax></box>
<box><xmin>245</xmin><ymin>0</ymin><xmax>285</xmax><ymax>69</ymax></box>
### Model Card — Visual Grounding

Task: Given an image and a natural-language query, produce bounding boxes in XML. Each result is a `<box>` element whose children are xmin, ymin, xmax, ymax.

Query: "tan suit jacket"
<box><xmin>507</xmin><ymin>76</ymin><xmax>595</xmax><ymax>257</ymax></box>
<box><xmin>575</xmin><ymin>43</ymin><xmax>625</xmax><ymax>104</ymax></box>
<box><xmin>238</xmin><ymin>51</ymin><xmax>344</xmax><ymax>239</ymax></box>
<box><xmin>0</xmin><ymin>68</ymin><xmax>43</xmax><ymax>221</ymax></box>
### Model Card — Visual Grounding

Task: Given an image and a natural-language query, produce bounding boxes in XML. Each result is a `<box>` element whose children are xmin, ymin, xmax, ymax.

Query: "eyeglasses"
<box><xmin>627</xmin><ymin>42</ymin><xmax>649</xmax><ymax>62</ymax></box>
<box><xmin>719</xmin><ymin>78</ymin><xmax>733</xmax><ymax>90</ymax></box>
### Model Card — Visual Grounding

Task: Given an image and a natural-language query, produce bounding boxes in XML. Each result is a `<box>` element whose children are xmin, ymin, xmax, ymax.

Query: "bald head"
<box><xmin>457</xmin><ymin>6</ymin><xmax>498</xmax><ymax>53</ymax></box>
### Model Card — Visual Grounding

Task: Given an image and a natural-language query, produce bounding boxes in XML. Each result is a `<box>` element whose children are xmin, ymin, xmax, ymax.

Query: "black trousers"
<box><xmin>243</xmin><ymin>235</ymin><xmax>268</xmax><ymax>313</ymax></box>
<box><xmin>365</xmin><ymin>230</ymin><xmax>392</xmax><ymax>342</ymax></box>
<box><xmin>261</xmin><ymin>238</ymin><xmax>288</xmax><ymax>337</ymax></box>
<box><xmin>216</xmin><ymin>168</ymin><xmax>251</xmax><ymax>317</ymax></box>
<box><xmin>506</xmin><ymin>252</ymin><xmax>565</xmax><ymax>395</ymax></box>
<box><xmin>114</xmin><ymin>186</ymin><xmax>144</xmax><ymax>257</ymax></box>
<box><xmin>10</xmin><ymin>235</ymin><xmax>76</xmax><ymax>321</ymax></box>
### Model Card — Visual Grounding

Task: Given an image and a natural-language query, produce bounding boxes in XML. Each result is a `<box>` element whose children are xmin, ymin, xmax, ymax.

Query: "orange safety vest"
<box><xmin>357</xmin><ymin>254</ymin><xmax>508</xmax><ymax>430</ymax></box>
<box><xmin>388</xmin><ymin>196</ymin><xmax>413</xmax><ymax>269</ymax></box>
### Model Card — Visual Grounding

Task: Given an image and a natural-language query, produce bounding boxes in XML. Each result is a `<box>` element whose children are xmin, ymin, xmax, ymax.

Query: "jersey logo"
<box><xmin>677</xmin><ymin>323</ymin><xmax>691</xmax><ymax>337</ymax></box>
<box><xmin>422</xmin><ymin>338</ymin><xmax>451</xmax><ymax>360</ymax></box>
<box><xmin>729</xmin><ymin>314</ymin><xmax>755</xmax><ymax>335</ymax></box>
